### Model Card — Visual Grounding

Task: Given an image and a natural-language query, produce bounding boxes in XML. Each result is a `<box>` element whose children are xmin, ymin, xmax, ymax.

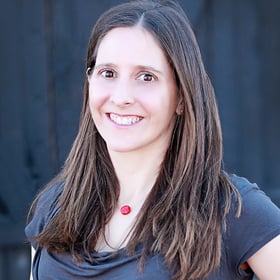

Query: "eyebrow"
<box><xmin>94</xmin><ymin>63</ymin><xmax>164</xmax><ymax>75</ymax></box>
<box><xmin>137</xmin><ymin>65</ymin><xmax>164</xmax><ymax>75</ymax></box>
<box><xmin>93</xmin><ymin>63</ymin><xmax>117</xmax><ymax>71</ymax></box>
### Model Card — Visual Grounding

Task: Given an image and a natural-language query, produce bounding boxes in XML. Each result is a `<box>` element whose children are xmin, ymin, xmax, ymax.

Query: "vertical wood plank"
<box><xmin>44</xmin><ymin>0</ymin><xmax>59</xmax><ymax>173</ymax></box>
<box><xmin>256</xmin><ymin>0</ymin><xmax>280</xmax><ymax>205</ymax></box>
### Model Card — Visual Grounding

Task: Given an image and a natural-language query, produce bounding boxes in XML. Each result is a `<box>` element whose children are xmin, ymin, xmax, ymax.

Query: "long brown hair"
<box><xmin>28</xmin><ymin>1</ymin><xmax>241</xmax><ymax>279</ymax></box>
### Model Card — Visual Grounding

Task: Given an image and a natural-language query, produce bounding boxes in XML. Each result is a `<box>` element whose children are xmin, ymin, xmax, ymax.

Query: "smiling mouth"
<box><xmin>109</xmin><ymin>113</ymin><xmax>143</xmax><ymax>125</ymax></box>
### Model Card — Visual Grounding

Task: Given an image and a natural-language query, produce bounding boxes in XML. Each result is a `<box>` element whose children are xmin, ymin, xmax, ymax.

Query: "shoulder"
<box><xmin>25</xmin><ymin>182</ymin><xmax>63</xmax><ymax>248</ymax></box>
<box><xmin>229</xmin><ymin>174</ymin><xmax>261</xmax><ymax>196</ymax></box>
<box><xmin>224</xmin><ymin>174</ymin><xmax>280</xmax><ymax>271</ymax></box>
<box><xmin>229</xmin><ymin>174</ymin><xmax>280</xmax><ymax>223</ymax></box>
<box><xmin>35</xmin><ymin>183</ymin><xmax>63</xmax><ymax>216</ymax></box>
<box><xmin>229</xmin><ymin>174</ymin><xmax>257</xmax><ymax>192</ymax></box>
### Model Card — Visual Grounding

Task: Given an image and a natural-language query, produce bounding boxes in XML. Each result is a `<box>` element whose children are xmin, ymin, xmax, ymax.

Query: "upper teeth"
<box><xmin>110</xmin><ymin>113</ymin><xmax>142</xmax><ymax>125</ymax></box>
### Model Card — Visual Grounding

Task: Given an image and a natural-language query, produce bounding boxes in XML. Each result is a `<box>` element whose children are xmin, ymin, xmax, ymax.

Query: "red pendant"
<box><xmin>120</xmin><ymin>205</ymin><xmax>131</xmax><ymax>215</ymax></box>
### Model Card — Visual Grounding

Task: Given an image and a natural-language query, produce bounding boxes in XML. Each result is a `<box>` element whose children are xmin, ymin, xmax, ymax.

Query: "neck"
<box><xmin>108</xmin><ymin>148</ymin><xmax>165</xmax><ymax>205</ymax></box>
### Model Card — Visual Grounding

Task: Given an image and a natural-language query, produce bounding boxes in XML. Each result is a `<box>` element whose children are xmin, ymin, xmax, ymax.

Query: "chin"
<box><xmin>106</xmin><ymin>142</ymin><xmax>143</xmax><ymax>154</ymax></box>
<box><xmin>107</xmin><ymin>146</ymin><xmax>137</xmax><ymax>153</ymax></box>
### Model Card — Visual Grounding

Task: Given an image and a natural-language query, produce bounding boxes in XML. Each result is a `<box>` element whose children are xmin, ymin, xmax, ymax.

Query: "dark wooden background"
<box><xmin>0</xmin><ymin>0</ymin><xmax>279</xmax><ymax>279</ymax></box>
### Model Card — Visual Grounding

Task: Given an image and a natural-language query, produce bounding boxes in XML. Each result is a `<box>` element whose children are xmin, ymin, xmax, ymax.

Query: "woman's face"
<box><xmin>88</xmin><ymin>26</ymin><xmax>179</xmax><ymax>155</ymax></box>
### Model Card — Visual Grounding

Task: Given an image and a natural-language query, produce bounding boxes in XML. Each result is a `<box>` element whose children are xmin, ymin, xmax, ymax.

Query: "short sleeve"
<box><xmin>225</xmin><ymin>175</ymin><xmax>280</xmax><ymax>276</ymax></box>
<box><xmin>25</xmin><ymin>183</ymin><xmax>62</xmax><ymax>249</ymax></box>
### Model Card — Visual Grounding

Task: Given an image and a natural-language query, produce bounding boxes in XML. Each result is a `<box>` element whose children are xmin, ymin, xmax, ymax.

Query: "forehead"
<box><xmin>95</xmin><ymin>26</ymin><xmax>169</xmax><ymax>69</ymax></box>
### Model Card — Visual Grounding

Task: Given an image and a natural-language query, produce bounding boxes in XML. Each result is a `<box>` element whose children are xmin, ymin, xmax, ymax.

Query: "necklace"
<box><xmin>120</xmin><ymin>205</ymin><xmax>131</xmax><ymax>215</ymax></box>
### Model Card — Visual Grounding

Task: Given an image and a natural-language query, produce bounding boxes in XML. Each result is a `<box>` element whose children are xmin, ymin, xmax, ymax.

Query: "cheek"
<box><xmin>88</xmin><ymin>83</ymin><xmax>108</xmax><ymax>114</ymax></box>
<box><xmin>140</xmin><ymin>87</ymin><xmax>177</xmax><ymax>116</ymax></box>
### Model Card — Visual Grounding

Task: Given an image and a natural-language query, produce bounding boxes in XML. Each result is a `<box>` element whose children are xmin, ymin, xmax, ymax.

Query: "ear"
<box><xmin>86</xmin><ymin>67</ymin><xmax>92</xmax><ymax>75</ymax></box>
<box><xmin>86</xmin><ymin>67</ymin><xmax>92</xmax><ymax>82</ymax></box>
<box><xmin>176</xmin><ymin>100</ymin><xmax>183</xmax><ymax>115</ymax></box>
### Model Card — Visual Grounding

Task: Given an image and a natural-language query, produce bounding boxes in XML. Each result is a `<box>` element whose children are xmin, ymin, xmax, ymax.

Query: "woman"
<box><xmin>26</xmin><ymin>0</ymin><xmax>280</xmax><ymax>279</ymax></box>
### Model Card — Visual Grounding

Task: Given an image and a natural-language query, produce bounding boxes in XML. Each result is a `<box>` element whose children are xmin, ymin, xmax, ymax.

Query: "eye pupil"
<box><xmin>100</xmin><ymin>70</ymin><xmax>114</xmax><ymax>78</ymax></box>
<box><xmin>143</xmin><ymin>74</ymin><xmax>153</xmax><ymax>82</ymax></box>
<box><xmin>105</xmin><ymin>70</ymin><xmax>114</xmax><ymax>78</ymax></box>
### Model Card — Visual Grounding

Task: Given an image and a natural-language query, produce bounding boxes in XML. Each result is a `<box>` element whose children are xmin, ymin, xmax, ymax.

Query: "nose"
<box><xmin>109</xmin><ymin>79</ymin><xmax>134</xmax><ymax>106</ymax></box>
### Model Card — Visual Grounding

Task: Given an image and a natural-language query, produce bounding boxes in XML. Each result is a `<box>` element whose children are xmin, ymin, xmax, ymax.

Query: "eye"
<box><xmin>100</xmin><ymin>69</ymin><xmax>115</xmax><ymax>79</ymax></box>
<box><xmin>138</xmin><ymin>73</ymin><xmax>156</xmax><ymax>82</ymax></box>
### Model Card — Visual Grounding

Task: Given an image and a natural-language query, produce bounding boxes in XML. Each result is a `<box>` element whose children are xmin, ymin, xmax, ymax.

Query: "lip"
<box><xmin>107</xmin><ymin>113</ymin><xmax>143</xmax><ymax>126</ymax></box>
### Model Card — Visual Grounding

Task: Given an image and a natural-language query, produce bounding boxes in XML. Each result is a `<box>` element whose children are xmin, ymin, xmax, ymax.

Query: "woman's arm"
<box><xmin>29</xmin><ymin>246</ymin><xmax>35</xmax><ymax>280</ymax></box>
<box><xmin>247</xmin><ymin>234</ymin><xmax>280</xmax><ymax>280</ymax></box>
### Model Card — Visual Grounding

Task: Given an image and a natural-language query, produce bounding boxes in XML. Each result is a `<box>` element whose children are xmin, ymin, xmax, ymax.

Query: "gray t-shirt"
<box><xmin>25</xmin><ymin>175</ymin><xmax>280</xmax><ymax>279</ymax></box>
